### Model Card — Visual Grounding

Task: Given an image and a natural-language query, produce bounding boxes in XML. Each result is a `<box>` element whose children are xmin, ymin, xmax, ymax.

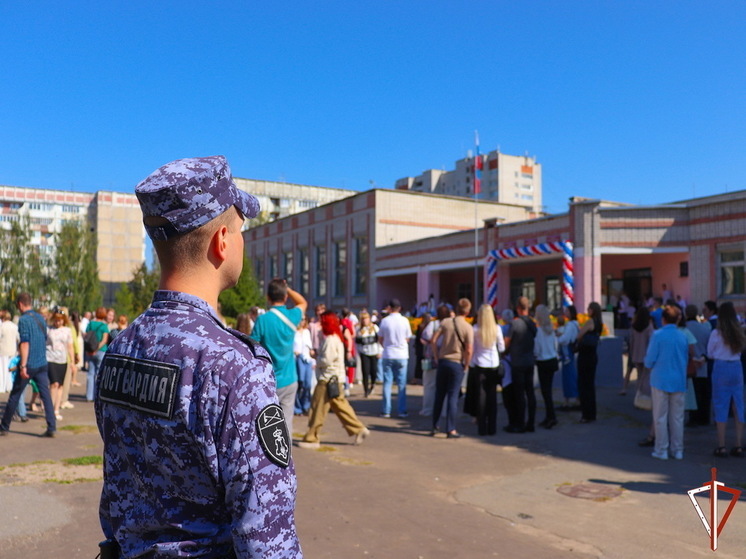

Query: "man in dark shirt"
<box><xmin>504</xmin><ymin>296</ymin><xmax>537</xmax><ymax>433</ymax></box>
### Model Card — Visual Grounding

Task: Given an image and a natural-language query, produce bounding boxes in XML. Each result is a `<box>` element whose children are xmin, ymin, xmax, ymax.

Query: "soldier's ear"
<box><xmin>208</xmin><ymin>223</ymin><xmax>230</xmax><ymax>265</ymax></box>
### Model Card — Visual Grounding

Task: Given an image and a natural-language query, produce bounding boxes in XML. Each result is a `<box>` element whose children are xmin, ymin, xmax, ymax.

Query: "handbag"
<box><xmin>421</xmin><ymin>358</ymin><xmax>432</xmax><ymax>371</ymax></box>
<box><xmin>633</xmin><ymin>389</ymin><xmax>652</xmax><ymax>411</ymax></box>
<box><xmin>326</xmin><ymin>376</ymin><xmax>340</xmax><ymax>399</ymax></box>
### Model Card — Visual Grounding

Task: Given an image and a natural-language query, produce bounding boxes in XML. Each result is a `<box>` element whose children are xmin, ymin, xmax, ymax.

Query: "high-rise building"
<box><xmin>234</xmin><ymin>178</ymin><xmax>356</xmax><ymax>222</ymax></box>
<box><xmin>395</xmin><ymin>150</ymin><xmax>542</xmax><ymax>212</ymax></box>
<box><xmin>0</xmin><ymin>184</ymin><xmax>144</xmax><ymax>305</ymax></box>
<box><xmin>0</xmin><ymin>178</ymin><xmax>357</xmax><ymax>306</ymax></box>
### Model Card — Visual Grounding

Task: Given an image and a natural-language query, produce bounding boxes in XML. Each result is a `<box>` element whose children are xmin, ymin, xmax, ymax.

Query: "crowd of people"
<box><xmin>2</xmin><ymin>282</ymin><xmax>744</xmax><ymax>464</ymax></box>
<box><xmin>228</xmin><ymin>284</ymin><xmax>745</xmax><ymax>464</ymax></box>
<box><xmin>0</xmin><ymin>300</ymin><xmax>131</xmax><ymax>437</ymax></box>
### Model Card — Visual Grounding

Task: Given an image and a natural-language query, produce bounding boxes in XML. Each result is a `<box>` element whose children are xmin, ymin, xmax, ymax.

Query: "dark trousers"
<box><xmin>359</xmin><ymin>353</ymin><xmax>378</xmax><ymax>395</ymax></box>
<box><xmin>432</xmin><ymin>360</ymin><xmax>465</xmax><ymax>433</ymax></box>
<box><xmin>501</xmin><ymin>382</ymin><xmax>519</xmax><ymax>427</ymax></box>
<box><xmin>577</xmin><ymin>351</ymin><xmax>597</xmax><ymax>421</ymax></box>
<box><xmin>537</xmin><ymin>358</ymin><xmax>559</xmax><ymax>422</ymax></box>
<box><xmin>690</xmin><ymin>376</ymin><xmax>711</xmax><ymax>425</ymax></box>
<box><xmin>510</xmin><ymin>365</ymin><xmax>535</xmax><ymax>429</ymax></box>
<box><xmin>1</xmin><ymin>365</ymin><xmax>56</xmax><ymax>432</ymax></box>
<box><xmin>473</xmin><ymin>365</ymin><xmax>500</xmax><ymax>435</ymax></box>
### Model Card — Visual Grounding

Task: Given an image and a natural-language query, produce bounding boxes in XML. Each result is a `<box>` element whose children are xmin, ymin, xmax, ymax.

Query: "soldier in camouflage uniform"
<box><xmin>95</xmin><ymin>156</ymin><xmax>302</xmax><ymax>558</ymax></box>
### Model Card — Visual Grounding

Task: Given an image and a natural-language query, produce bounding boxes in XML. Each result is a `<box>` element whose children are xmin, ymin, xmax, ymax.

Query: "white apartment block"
<box><xmin>0</xmin><ymin>177</ymin><xmax>356</xmax><ymax>306</ymax></box>
<box><xmin>234</xmin><ymin>178</ymin><xmax>356</xmax><ymax>222</ymax></box>
<box><xmin>0</xmin><ymin>185</ymin><xmax>145</xmax><ymax>305</ymax></box>
<box><xmin>395</xmin><ymin>150</ymin><xmax>542</xmax><ymax>212</ymax></box>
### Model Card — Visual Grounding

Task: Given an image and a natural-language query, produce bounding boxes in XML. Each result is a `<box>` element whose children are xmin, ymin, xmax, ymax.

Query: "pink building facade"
<box><xmin>246</xmin><ymin>187</ymin><xmax>746</xmax><ymax>316</ymax></box>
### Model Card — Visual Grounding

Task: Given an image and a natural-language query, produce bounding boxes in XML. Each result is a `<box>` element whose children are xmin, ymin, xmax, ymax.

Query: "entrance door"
<box><xmin>623</xmin><ymin>268</ymin><xmax>652</xmax><ymax>307</ymax></box>
<box><xmin>510</xmin><ymin>278</ymin><xmax>536</xmax><ymax>308</ymax></box>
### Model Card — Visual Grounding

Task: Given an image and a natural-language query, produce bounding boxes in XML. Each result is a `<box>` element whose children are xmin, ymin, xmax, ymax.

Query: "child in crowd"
<box><xmin>555</xmin><ymin>312</ymin><xmax>571</xmax><ymax>365</ymax></box>
<box><xmin>8</xmin><ymin>355</ymin><xmax>28</xmax><ymax>422</ymax></box>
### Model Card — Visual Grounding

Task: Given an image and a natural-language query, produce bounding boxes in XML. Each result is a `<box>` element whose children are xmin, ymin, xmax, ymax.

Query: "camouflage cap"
<box><xmin>135</xmin><ymin>155</ymin><xmax>260</xmax><ymax>241</ymax></box>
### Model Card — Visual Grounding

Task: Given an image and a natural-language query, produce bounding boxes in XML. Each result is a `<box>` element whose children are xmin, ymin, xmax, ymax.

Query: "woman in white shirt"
<box><xmin>294</xmin><ymin>318</ymin><xmax>314</xmax><ymax>415</ymax></box>
<box><xmin>707</xmin><ymin>302</ymin><xmax>745</xmax><ymax>458</ymax></box>
<box><xmin>534</xmin><ymin>305</ymin><xmax>559</xmax><ymax>429</ymax></box>
<box><xmin>469</xmin><ymin>304</ymin><xmax>505</xmax><ymax>436</ymax></box>
<box><xmin>355</xmin><ymin>311</ymin><xmax>381</xmax><ymax>397</ymax></box>
<box><xmin>46</xmin><ymin>313</ymin><xmax>76</xmax><ymax>421</ymax></box>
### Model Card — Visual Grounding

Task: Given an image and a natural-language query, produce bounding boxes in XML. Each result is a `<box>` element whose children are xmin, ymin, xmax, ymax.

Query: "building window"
<box><xmin>315</xmin><ymin>246</ymin><xmax>327</xmax><ymax>298</ymax></box>
<box><xmin>545</xmin><ymin>276</ymin><xmax>561</xmax><ymax>310</ymax></box>
<box><xmin>457</xmin><ymin>283</ymin><xmax>472</xmax><ymax>301</ymax></box>
<box><xmin>269</xmin><ymin>254</ymin><xmax>278</xmax><ymax>280</ymax></box>
<box><xmin>720</xmin><ymin>249</ymin><xmax>745</xmax><ymax>296</ymax></box>
<box><xmin>283</xmin><ymin>251</ymin><xmax>293</xmax><ymax>281</ymax></box>
<box><xmin>255</xmin><ymin>258</ymin><xmax>264</xmax><ymax>292</ymax></box>
<box><xmin>298</xmin><ymin>248</ymin><xmax>309</xmax><ymax>296</ymax></box>
<box><xmin>510</xmin><ymin>278</ymin><xmax>536</xmax><ymax>307</ymax></box>
<box><xmin>333</xmin><ymin>241</ymin><xmax>346</xmax><ymax>297</ymax></box>
<box><xmin>353</xmin><ymin>237</ymin><xmax>368</xmax><ymax>296</ymax></box>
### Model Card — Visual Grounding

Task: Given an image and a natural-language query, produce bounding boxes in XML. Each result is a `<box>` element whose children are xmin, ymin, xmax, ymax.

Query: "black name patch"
<box><xmin>98</xmin><ymin>354</ymin><xmax>181</xmax><ymax>419</ymax></box>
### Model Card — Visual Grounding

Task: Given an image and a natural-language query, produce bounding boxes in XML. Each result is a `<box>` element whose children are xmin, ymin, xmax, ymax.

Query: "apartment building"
<box><xmin>234</xmin><ymin>178</ymin><xmax>356</xmax><ymax>222</ymax></box>
<box><xmin>0</xmin><ymin>185</ymin><xmax>145</xmax><ymax>304</ymax></box>
<box><xmin>0</xmin><ymin>175</ymin><xmax>356</xmax><ymax>306</ymax></box>
<box><xmin>395</xmin><ymin>150</ymin><xmax>542</xmax><ymax>212</ymax></box>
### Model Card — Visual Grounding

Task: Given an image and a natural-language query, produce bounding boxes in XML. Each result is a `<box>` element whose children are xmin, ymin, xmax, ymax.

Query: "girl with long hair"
<box><xmin>298</xmin><ymin>311</ymin><xmax>370</xmax><ymax>448</ymax></box>
<box><xmin>355</xmin><ymin>311</ymin><xmax>381</xmax><ymax>397</ymax></box>
<box><xmin>534</xmin><ymin>305</ymin><xmax>559</xmax><ymax>429</ymax></box>
<box><xmin>707</xmin><ymin>302</ymin><xmax>745</xmax><ymax>457</ymax></box>
<box><xmin>468</xmin><ymin>304</ymin><xmax>505</xmax><ymax>435</ymax></box>
<box><xmin>576</xmin><ymin>302</ymin><xmax>603</xmax><ymax>423</ymax></box>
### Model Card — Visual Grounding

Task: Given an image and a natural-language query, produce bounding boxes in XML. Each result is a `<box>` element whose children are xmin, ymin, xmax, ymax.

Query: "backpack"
<box><xmin>84</xmin><ymin>327</ymin><xmax>100</xmax><ymax>353</ymax></box>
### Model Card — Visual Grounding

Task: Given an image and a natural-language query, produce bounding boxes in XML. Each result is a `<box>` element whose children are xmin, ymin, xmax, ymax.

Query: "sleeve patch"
<box><xmin>98</xmin><ymin>354</ymin><xmax>181</xmax><ymax>419</ymax></box>
<box><xmin>256</xmin><ymin>404</ymin><xmax>291</xmax><ymax>468</ymax></box>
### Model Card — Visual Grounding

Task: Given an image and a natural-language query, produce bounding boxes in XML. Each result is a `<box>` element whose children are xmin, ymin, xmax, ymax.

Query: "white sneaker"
<box><xmin>671</xmin><ymin>451</ymin><xmax>683</xmax><ymax>460</ymax></box>
<box><xmin>60</xmin><ymin>401</ymin><xmax>74</xmax><ymax>410</ymax></box>
<box><xmin>651</xmin><ymin>450</ymin><xmax>668</xmax><ymax>460</ymax></box>
<box><xmin>354</xmin><ymin>427</ymin><xmax>370</xmax><ymax>446</ymax></box>
<box><xmin>297</xmin><ymin>441</ymin><xmax>320</xmax><ymax>449</ymax></box>
<box><xmin>55</xmin><ymin>413</ymin><xmax>63</xmax><ymax>421</ymax></box>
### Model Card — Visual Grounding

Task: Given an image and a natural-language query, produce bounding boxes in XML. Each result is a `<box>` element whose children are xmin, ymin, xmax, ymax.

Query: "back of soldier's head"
<box><xmin>135</xmin><ymin>156</ymin><xmax>260</xmax><ymax>270</ymax></box>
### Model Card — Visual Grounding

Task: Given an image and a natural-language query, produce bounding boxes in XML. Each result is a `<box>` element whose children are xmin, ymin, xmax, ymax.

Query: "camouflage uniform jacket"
<box><xmin>95</xmin><ymin>290</ymin><xmax>302</xmax><ymax>558</ymax></box>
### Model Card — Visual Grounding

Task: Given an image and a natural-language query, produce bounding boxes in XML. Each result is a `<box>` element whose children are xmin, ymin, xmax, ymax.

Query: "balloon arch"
<box><xmin>485</xmin><ymin>241</ymin><xmax>574</xmax><ymax>309</ymax></box>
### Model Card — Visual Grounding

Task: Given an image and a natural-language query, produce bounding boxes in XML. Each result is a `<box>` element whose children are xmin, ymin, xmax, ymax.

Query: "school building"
<box><xmin>247</xmin><ymin>187</ymin><xmax>746</xmax><ymax>316</ymax></box>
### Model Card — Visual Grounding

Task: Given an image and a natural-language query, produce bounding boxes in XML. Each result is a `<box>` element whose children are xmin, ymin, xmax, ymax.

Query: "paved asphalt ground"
<box><xmin>1</xmin><ymin>376</ymin><xmax>745</xmax><ymax>558</ymax></box>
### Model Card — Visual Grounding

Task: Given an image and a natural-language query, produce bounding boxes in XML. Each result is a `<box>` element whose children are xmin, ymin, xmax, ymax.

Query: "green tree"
<box><xmin>219</xmin><ymin>256</ymin><xmax>264</xmax><ymax>319</ymax></box>
<box><xmin>114</xmin><ymin>282</ymin><xmax>136</xmax><ymax>320</ymax></box>
<box><xmin>53</xmin><ymin>219</ymin><xmax>101</xmax><ymax>312</ymax></box>
<box><xmin>0</xmin><ymin>215</ymin><xmax>49</xmax><ymax>310</ymax></box>
<box><xmin>114</xmin><ymin>261</ymin><xmax>160</xmax><ymax>320</ymax></box>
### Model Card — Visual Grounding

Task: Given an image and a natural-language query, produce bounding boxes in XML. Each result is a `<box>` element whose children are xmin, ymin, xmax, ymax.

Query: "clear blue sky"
<box><xmin>2</xmin><ymin>1</ymin><xmax>744</xmax><ymax>214</ymax></box>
